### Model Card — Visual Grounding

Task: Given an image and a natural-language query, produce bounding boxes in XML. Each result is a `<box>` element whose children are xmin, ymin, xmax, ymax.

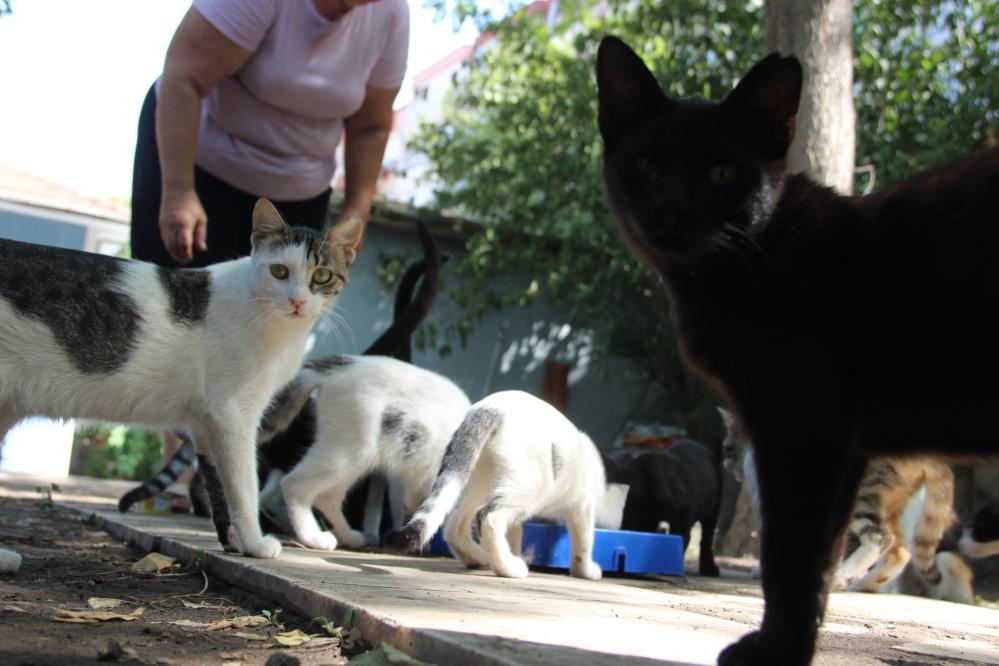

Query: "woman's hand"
<box><xmin>159</xmin><ymin>188</ymin><xmax>208</xmax><ymax>264</ymax></box>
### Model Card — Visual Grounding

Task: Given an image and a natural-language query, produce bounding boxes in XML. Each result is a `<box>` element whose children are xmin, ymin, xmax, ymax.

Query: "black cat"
<box><xmin>596</xmin><ymin>36</ymin><xmax>999</xmax><ymax>666</ymax></box>
<box><xmin>603</xmin><ymin>440</ymin><xmax>721</xmax><ymax>576</ymax></box>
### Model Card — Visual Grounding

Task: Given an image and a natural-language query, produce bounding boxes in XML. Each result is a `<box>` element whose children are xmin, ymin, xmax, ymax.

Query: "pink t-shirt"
<box><xmin>190</xmin><ymin>0</ymin><xmax>409</xmax><ymax>200</ymax></box>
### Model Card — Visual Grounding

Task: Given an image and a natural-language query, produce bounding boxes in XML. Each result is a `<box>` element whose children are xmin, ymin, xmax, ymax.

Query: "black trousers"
<box><xmin>129</xmin><ymin>84</ymin><xmax>333</xmax><ymax>268</ymax></box>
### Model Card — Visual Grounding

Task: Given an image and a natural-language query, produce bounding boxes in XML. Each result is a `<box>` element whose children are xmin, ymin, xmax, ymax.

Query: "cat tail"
<box><xmin>257</xmin><ymin>367</ymin><xmax>326</xmax><ymax>443</ymax></box>
<box><xmin>117</xmin><ymin>429</ymin><xmax>197</xmax><ymax>513</ymax></box>
<box><xmin>909</xmin><ymin>461</ymin><xmax>956</xmax><ymax>587</ymax></box>
<box><xmin>384</xmin><ymin>406</ymin><xmax>504</xmax><ymax>552</ymax></box>
<box><xmin>362</xmin><ymin>219</ymin><xmax>446</xmax><ymax>361</ymax></box>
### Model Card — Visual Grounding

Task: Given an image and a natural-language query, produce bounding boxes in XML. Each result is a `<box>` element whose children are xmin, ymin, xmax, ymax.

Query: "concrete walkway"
<box><xmin>3</xmin><ymin>473</ymin><xmax>999</xmax><ymax>666</ymax></box>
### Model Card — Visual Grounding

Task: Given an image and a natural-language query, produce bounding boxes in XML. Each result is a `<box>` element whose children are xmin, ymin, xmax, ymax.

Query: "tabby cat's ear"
<box><xmin>251</xmin><ymin>199</ymin><xmax>290</xmax><ymax>248</ymax></box>
<box><xmin>723</xmin><ymin>52</ymin><xmax>802</xmax><ymax>160</ymax></box>
<box><xmin>596</xmin><ymin>36</ymin><xmax>671</xmax><ymax>150</ymax></box>
<box><xmin>325</xmin><ymin>216</ymin><xmax>365</xmax><ymax>266</ymax></box>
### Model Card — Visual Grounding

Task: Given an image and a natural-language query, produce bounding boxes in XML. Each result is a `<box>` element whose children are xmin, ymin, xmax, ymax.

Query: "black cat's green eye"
<box><xmin>270</xmin><ymin>264</ymin><xmax>289</xmax><ymax>280</ymax></box>
<box><xmin>312</xmin><ymin>268</ymin><xmax>335</xmax><ymax>285</ymax></box>
<box><xmin>634</xmin><ymin>157</ymin><xmax>654</xmax><ymax>175</ymax></box>
<box><xmin>707</xmin><ymin>164</ymin><xmax>737</xmax><ymax>185</ymax></box>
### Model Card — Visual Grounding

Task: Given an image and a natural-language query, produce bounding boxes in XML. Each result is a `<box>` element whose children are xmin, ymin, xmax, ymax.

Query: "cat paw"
<box><xmin>493</xmin><ymin>557</ymin><xmax>530</xmax><ymax>579</ymax></box>
<box><xmin>571</xmin><ymin>559</ymin><xmax>603</xmax><ymax>581</ymax></box>
<box><xmin>221</xmin><ymin>526</ymin><xmax>240</xmax><ymax>553</ymax></box>
<box><xmin>302</xmin><ymin>531</ymin><xmax>339</xmax><ymax>551</ymax></box>
<box><xmin>718</xmin><ymin>631</ymin><xmax>810</xmax><ymax>666</ymax></box>
<box><xmin>241</xmin><ymin>534</ymin><xmax>283</xmax><ymax>559</ymax></box>
<box><xmin>336</xmin><ymin>528</ymin><xmax>367</xmax><ymax>549</ymax></box>
<box><xmin>700</xmin><ymin>561</ymin><xmax>721</xmax><ymax>577</ymax></box>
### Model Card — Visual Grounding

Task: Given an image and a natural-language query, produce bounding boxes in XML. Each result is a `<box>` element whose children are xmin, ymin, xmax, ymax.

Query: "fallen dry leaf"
<box><xmin>87</xmin><ymin>597</ymin><xmax>124</xmax><ymax>610</ymax></box>
<box><xmin>51</xmin><ymin>606</ymin><xmax>144</xmax><ymax>624</ymax></box>
<box><xmin>131</xmin><ymin>552</ymin><xmax>176</xmax><ymax>572</ymax></box>
<box><xmin>273</xmin><ymin>629</ymin><xmax>314</xmax><ymax>647</ymax></box>
<box><xmin>168</xmin><ymin>615</ymin><xmax>269</xmax><ymax>631</ymax></box>
<box><xmin>2</xmin><ymin>605</ymin><xmax>26</xmax><ymax>613</ymax></box>
<box><xmin>232</xmin><ymin>631</ymin><xmax>269</xmax><ymax>641</ymax></box>
<box><xmin>180</xmin><ymin>599</ymin><xmax>224</xmax><ymax>610</ymax></box>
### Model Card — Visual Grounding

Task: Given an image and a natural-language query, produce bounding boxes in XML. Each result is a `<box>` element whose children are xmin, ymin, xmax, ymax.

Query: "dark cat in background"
<box><xmin>603</xmin><ymin>440</ymin><xmax>720</xmax><ymax>576</ymax></box>
<box><xmin>596</xmin><ymin>36</ymin><xmax>999</xmax><ymax>666</ymax></box>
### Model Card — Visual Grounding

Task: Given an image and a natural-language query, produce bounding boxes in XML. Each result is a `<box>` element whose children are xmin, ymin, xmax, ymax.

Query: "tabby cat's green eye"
<box><xmin>270</xmin><ymin>264</ymin><xmax>289</xmax><ymax>280</ymax></box>
<box><xmin>312</xmin><ymin>268</ymin><xmax>334</xmax><ymax>285</ymax></box>
<box><xmin>708</xmin><ymin>164</ymin><xmax>737</xmax><ymax>185</ymax></box>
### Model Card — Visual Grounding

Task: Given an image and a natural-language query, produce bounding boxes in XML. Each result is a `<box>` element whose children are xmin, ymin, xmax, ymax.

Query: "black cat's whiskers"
<box><xmin>714</xmin><ymin>223</ymin><xmax>769</xmax><ymax>280</ymax></box>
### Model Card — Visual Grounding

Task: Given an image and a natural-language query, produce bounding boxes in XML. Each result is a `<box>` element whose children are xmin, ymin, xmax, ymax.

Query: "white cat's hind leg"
<box><xmin>314</xmin><ymin>485</ymin><xmax>366</xmax><ymax>549</ymax></box>
<box><xmin>444</xmin><ymin>486</ymin><xmax>489</xmax><ymax>568</ymax></box>
<box><xmin>477</xmin><ymin>501</ymin><xmax>529</xmax><ymax>578</ymax></box>
<box><xmin>280</xmin><ymin>468</ymin><xmax>340</xmax><ymax>551</ymax></box>
<box><xmin>566</xmin><ymin>504</ymin><xmax>602</xmax><ymax>580</ymax></box>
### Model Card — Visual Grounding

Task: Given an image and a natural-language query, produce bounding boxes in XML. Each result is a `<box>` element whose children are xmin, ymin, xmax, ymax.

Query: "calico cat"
<box><xmin>0</xmin><ymin>199</ymin><xmax>362</xmax><ymax>559</ymax></box>
<box><xmin>721</xmin><ymin>406</ymin><xmax>965</xmax><ymax>598</ymax></box>
<box><xmin>263</xmin><ymin>354</ymin><xmax>471</xmax><ymax>551</ymax></box>
<box><xmin>117</xmin><ymin>219</ymin><xmax>447</xmax><ymax>525</ymax></box>
<box><xmin>596</xmin><ymin>36</ymin><xmax>999</xmax><ymax>665</ymax></box>
<box><xmin>832</xmin><ymin>457</ymin><xmax>958</xmax><ymax>596</ymax></box>
<box><xmin>603</xmin><ymin>439</ymin><xmax>721</xmax><ymax>576</ymax></box>
<box><xmin>385</xmin><ymin>390</ymin><xmax>630</xmax><ymax>580</ymax></box>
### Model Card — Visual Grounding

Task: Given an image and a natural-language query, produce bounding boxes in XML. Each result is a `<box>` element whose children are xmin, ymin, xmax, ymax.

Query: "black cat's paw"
<box><xmin>717</xmin><ymin>632</ymin><xmax>765</xmax><ymax>666</ymax></box>
<box><xmin>700</xmin><ymin>561</ymin><xmax>721</xmax><ymax>577</ymax></box>
<box><xmin>718</xmin><ymin>631</ymin><xmax>809</xmax><ymax>666</ymax></box>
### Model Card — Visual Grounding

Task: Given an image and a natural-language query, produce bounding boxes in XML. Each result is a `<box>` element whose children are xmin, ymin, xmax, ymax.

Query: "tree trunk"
<box><xmin>765</xmin><ymin>0</ymin><xmax>856</xmax><ymax>194</ymax></box>
<box><xmin>718</xmin><ymin>0</ymin><xmax>856</xmax><ymax>555</ymax></box>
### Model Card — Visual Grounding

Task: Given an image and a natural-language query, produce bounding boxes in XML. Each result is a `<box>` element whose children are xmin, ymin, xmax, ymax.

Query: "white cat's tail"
<box><xmin>0</xmin><ymin>547</ymin><xmax>22</xmax><ymax>573</ymax></box>
<box><xmin>384</xmin><ymin>406</ymin><xmax>503</xmax><ymax>552</ymax></box>
<box><xmin>257</xmin><ymin>359</ymin><xmax>340</xmax><ymax>442</ymax></box>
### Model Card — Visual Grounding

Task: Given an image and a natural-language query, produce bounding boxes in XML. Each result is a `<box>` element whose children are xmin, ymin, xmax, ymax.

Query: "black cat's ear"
<box><xmin>723</xmin><ymin>53</ymin><xmax>802</xmax><ymax>159</ymax></box>
<box><xmin>596</xmin><ymin>36</ymin><xmax>670</xmax><ymax>149</ymax></box>
<box><xmin>251</xmin><ymin>198</ymin><xmax>290</xmax><ymax>249</ymax></box>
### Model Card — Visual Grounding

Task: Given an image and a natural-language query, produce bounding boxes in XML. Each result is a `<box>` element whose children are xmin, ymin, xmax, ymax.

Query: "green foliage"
<box><xmin>73</xmin><ymin>424</ymin><xmax>163</xmax><ymax>481</ymax></box>
<box><xmin>414</xmin><ymin>0</ymin><xmax>996</xmax><ymax>441</ymax></box>
<box><xmin>854</xmin><ymin>1</ymin><xmax>998</xmax><ymax>189</ymax></box>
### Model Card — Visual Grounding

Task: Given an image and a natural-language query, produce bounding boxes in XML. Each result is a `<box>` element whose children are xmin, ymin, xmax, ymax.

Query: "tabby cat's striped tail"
<box><xmin>117</xmin><ymin>430</ymin><xmax>198</xmax><ymax>513</ymax></box>
<box><xmin>256</xmin><ymin>360</ymin><xmax>334</xmax><ymax>443</ymax></box>
<box><xmin>909</xmin><ymin>460</ymin><xmax>956</xmax><ymax>586</ymax></box>
<box><xmin>383</xmin><ymin>406</ymin><xmax>503</xmax><ymax>552</ymax></box>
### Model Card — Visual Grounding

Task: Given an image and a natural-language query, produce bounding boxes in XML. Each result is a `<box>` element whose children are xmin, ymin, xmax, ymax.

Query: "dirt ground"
<box><xmin>0</xmin><ymin>496</ymin><xmax>369</xmax><ymax>666</ymax></box>
<box><xmin>3</xmin><ymin>480</ymin><xmax>999</xmax><ymax>666</ymax></box>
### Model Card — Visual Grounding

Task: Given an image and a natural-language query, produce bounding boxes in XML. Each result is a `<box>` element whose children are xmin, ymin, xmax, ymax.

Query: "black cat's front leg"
<box><xmin>196</xmin><ymin>454</ymin><xmax>238</xmax><ymax>552</ymax></box>
<box><xmin>718</xmin><ymin>437</ymin><xmax>866</xmax><ymax>666</ymax></box>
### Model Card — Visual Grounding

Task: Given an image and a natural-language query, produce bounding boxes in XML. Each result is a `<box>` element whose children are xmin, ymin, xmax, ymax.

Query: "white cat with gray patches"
<box><xmin>257</xmin><ymin>354</ymin><xmax>472</xmax><ymax>551</ymax></box>
<box><xmin>0</xmin><ymin>199</ymin><xmax>361</xmax><ymax>560</ymax></box>
<box><xmin>386</xmin><ymin>390</ymin><xmax>629</xmax><ymax>580</ymax></box>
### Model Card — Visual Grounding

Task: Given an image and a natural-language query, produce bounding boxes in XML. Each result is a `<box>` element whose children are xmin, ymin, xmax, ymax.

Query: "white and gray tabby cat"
<box><xmin>258</xmin><ymin>354</ymin><xmax>472</xmax><ymax>551</ymax></box>
<box><xmin>0</xmin><ymin>199</ymin><xmax>362</xmax><ymax>560</ymax></box>
<box><xmin>386</xmin><ymin>390</ymin><xmax>629</xmax><ymax>580</ymax></box>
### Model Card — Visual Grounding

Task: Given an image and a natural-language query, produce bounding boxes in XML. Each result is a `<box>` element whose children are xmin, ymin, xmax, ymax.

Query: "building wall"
<box><xmin>309</xmin><ymin>219</ymin><xmax>666</xmax><ymax>447</ymax></box>
<box><xmin>0</xmin><ymin>199</ymin><xmax>129</xmax><ymax>255</ymax></box>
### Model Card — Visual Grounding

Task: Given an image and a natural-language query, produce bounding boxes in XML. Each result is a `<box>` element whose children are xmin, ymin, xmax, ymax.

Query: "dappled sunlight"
<box><xmin>499</xmin><ymin>320</ymin><xmax>593</xmax><ymax>384</ymax></box>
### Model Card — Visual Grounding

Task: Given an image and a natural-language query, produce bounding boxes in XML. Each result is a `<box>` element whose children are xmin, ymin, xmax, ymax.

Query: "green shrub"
<box><xmin>72</xmin><ymin>424</ymin><xmax>163</xmax><ymax>481</ymax></box>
